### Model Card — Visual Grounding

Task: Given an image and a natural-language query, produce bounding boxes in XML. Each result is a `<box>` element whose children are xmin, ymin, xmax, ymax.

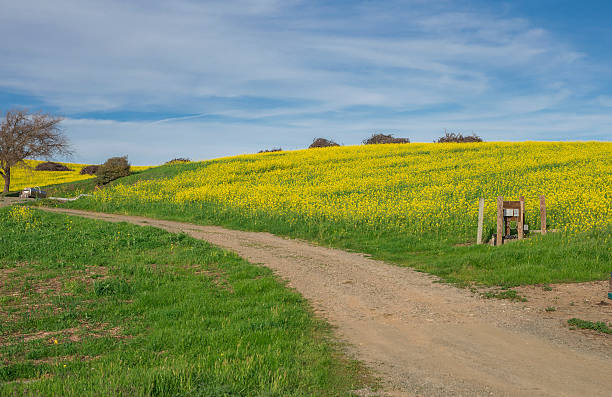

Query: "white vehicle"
<box><xmin>19</xmin><ymin>187</ymin><xmax>47</xmax><ymax>199</ymax></box>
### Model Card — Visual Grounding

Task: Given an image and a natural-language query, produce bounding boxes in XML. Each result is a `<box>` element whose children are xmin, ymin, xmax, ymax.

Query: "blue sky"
<box><xmin>1</xmin><ymin>0</ymin><xmax>611</xmax><ymax>164</ymax></box>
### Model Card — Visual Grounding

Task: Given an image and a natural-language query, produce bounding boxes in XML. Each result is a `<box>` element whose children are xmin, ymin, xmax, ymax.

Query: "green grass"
<box><xmin>42</xmin><ymin>196</ymin><xmax>611</xmax><ymax>287</ymax></box>
<box><xmin>567</xmin><ymin>318</ymin><xmax>612</xmax><ymax>334</ymax></box>
<box><xmin>37</xmin><ymin>160</ymin><xmax>612</xmax><ymax>287</ymax></box>
<box><xmin>480</xmin><ymin>289</ymin><xmax>527</xmax><ymax>302</ymax></box>
<box><xmin>0</xmin><ymin>208</ymin><xmax>372</xmax><ymax>396</ymax></box>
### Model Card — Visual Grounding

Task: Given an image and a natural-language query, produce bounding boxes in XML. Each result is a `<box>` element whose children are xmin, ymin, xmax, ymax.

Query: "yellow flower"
<box><xmin>90</xmin><ymin>142</ymin><xmax>612</xmax><ymax>237</ymax></box>
<box><xmin>8</xmin><ymin>160</ymin><xmax>152</xmax><ymax>192</ymax></box>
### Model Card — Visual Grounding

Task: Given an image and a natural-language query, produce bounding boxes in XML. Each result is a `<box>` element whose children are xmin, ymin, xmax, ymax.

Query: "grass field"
<box><xmin>43</xmin><ymin>142</ymin><xmax>612</xmax><ymax>286</ymax></box>
<box><xmin>5</xmin><ymin>161</ymin><xmax>152</xmax><ymax>194</ymax></box>
<box><xmin>0</xmin><ymin>207</ymin><xmax>369</xmax><ymax>396</ymax></box>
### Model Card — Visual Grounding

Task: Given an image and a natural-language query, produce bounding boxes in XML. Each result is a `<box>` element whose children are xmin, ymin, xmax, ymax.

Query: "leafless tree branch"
<box><xmin>0</xmin><ymin>109</ymin><xmax>72</xmax><ymax>193</ymax></box>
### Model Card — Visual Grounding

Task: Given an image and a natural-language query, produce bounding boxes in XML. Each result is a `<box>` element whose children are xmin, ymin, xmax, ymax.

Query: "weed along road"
<box><xmin>38</xmin><ymin>207</ymin><xmax>612</xmax><ymax>396</ymax></box>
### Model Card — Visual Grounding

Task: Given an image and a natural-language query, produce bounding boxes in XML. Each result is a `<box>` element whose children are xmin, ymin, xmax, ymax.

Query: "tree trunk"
<box><xmin>2</xmin><ymin>167</ymin><xmax>10</xmax><ymax>194</ymax></box>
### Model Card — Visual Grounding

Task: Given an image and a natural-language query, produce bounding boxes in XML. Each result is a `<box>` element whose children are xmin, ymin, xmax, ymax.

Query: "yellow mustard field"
<box><xmin>93</xmin><ymin>142</ymin><xmax>612</xmax><ymax>239</ymax></box>
<box><xmin>9</xmin><ymin>161</ymin><xmax>152</xmax><ymax>192</ymax></box>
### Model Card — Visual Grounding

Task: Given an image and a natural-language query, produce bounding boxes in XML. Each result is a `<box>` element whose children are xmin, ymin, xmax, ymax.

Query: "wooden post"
<box><xmin>540</xmin><ymin>195</ymin><xmax>547</xmax><ymax>234</ymax></box>
<box><xmin>477</xmin><ymin>197</ymin><xmax>484</xmax><ymax>244</ymax></box>
<box><xmin>518</xmin><ymin>196</ymin><xmax>525</xmax><ymax>240</ymax></box>
<box><xmin>496</xmin><ymin>196</ymin><xmax>504</xmax><ymax>246</ymax></box>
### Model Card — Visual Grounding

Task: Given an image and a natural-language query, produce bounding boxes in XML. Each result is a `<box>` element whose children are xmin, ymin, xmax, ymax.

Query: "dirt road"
<box><xmin>0</xmin><ymin>197</ymin><xmax>27</xmax><ymax>208</ymax></box>
<box><xmin>37</xmin><ymin>207</ymin><xmax>612</xmax><ymax>396</ymax></box>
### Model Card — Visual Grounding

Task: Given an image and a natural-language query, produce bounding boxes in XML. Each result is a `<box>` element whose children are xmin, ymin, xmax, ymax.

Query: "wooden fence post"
<box><xmin>518</xmin><ymin>196</ymin><xmax>525</xmax><ymax>240</ymax></box>
<box><xmin>477</xmin><ymin>197</ymin><xmax>484</xmax><ymax>244</ymax></box>
<box><xmin>496</xmin><ymin>196</ymin><xmax>504</xmax><ymax>246</ymax></box>
<box><xmin>540</xmin><ymin>195</ymin><xmax>547</xmax><ymax>234</ymax></box>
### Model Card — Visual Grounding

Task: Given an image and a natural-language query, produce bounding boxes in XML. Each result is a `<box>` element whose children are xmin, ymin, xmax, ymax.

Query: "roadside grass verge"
<box><xmin>0</xmin><ymin>207</ymin><xmax>371</xmax><ymax>396</ymax></box>
<box><xmin>43</xmin><ymin>197</ymin><xmax>612</xmax><ymax>287</ymax></box>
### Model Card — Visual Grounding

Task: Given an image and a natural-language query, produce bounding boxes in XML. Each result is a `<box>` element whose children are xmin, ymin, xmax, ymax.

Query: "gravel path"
<box><xmin>37</xmin><ymin>207</ymin><xmax>612</xmax><ymax>396</ymax></box>
<box><xmin>0</xmin><ymin>197</ymin><xmax>27</xmax><ymax>208</ymax></box>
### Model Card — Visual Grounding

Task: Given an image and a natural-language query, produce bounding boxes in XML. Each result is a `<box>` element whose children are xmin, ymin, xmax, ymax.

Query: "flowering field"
<box><xmin>93</xmin><ymin>142</ymin><xmax>611</xmax><ymax>241</ymax></box>
<box><xmin>8</xmin><ymin>161</ymin><xmax>151</xmax><ymax>193</ymax></box>
<box><xmin>58</xmin><ymin>142</ymin><xmax>610</xmax><ymax>285</ymax></box>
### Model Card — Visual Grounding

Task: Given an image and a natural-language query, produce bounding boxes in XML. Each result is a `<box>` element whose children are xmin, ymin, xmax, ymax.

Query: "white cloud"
<box><xmin>60</xmin><ymin>107</ymin><xmax>612</xmax><ymax>165</ymax></box>
<box><xmin>0</xmin><ymin>0</ymin><xmax>610</xmax><ymax>163</ymax></box>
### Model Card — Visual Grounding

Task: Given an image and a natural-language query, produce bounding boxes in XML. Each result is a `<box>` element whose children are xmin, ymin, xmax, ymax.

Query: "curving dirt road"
<box><xmin>37</xmin><ymin>207</ymin><xmax>612</xmax><ymax>396</ymax></box>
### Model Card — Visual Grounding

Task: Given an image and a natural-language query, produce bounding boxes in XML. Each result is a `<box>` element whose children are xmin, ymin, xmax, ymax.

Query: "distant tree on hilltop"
<box><xmin>436</xmin><ymin>131</ymin><xmax>483</xmax><ymax>143</ymax></box>
<box><xmin>309</xmin><ymin>138</ymin><xmax>340</xmax><ymax>148</ymax></box>
<box><xmin>362</xmin><ymin>133</ymin><xmax>410</xmax><ymax>145</ymax></box>
<box><xmin>96</xmin><ymin>156</ymin><xmax>131</xmax><ymax>186</ymax></box>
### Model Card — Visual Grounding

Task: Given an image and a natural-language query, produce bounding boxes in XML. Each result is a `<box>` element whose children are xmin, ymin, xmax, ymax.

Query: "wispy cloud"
<box><xmin>0</xmin><ymin>0</ymin><xmax>610</xmax><ymax>163</ymax></box>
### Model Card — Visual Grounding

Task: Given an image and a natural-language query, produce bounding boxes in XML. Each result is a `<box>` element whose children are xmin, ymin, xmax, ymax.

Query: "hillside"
<box><xmin>6</xmin><ymin>161</ymin><xmax>152</xmax><ymax>194</ymax></box>
<box><xmin>49</xmin><ymin>142</ymin><xmax>612</xmax><ymax>286</ymax></box>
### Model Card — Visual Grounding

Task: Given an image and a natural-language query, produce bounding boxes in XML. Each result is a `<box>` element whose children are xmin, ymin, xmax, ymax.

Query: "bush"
<box><xmin>96</xmin><ymin>156</ymin><xmax>131</xmax><ymax>185</ymax></box>
<box><xmin>258</xmin><ymin>148</ymin><xmax>282</xmax><ymax>153</ymax></box>
<box><xmin>308</xmin><ymin>138</ymin><xmax>339</xmax><ymax>148</ymax></box>
<box><xmin>164</xmin><ymin>158</ymin><xmax>191</xmax><ymax>165</ymax></box>
<box><xmin>362</xmin><ymin>133</ymin><xmax>410</xmax><ymax>145</ymax></box>
<box><xmin>436</xmin><ymin>132</ymin><xmax>483</xmax><ymax>143</ymax></box>
<box><xmin>34</xmin><ymin>162</ymin><xmax>72</xmax><ymax>172</ymax></box>
<box><xmin>79</xmin><ymin>165</ymin><xmax>99</xmax><ymax>175</ymax></box>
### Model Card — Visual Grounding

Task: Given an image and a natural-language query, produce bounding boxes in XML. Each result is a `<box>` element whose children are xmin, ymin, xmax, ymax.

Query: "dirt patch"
<box><xmin>0</xmin><ymin>267</ymin><xmax>18</xmax><ymax>278</ymax></box>
<box><xmin>0</xmin><ymin>262</ymin><xmax>31</xmax><ymax>284</ymax></box>
<box><xmin>38</xmin><ymin>207</ymin><xmax>612</xmax><ymax>397</ymax></box>
<box><xmin>85</xmin><ymin>265</ymin><xmax>108</xmax><ymax>276</ymax></box>
<box><xmin>149</xmin><ymin>263</ymin><xmax>168</xmax><ymax>271</ymax></box>
<box><xmin>78</xmin><ymin>266</ymin><xmax>109</xmax><ymax>285</ymax></box>
<box><xmin>31</xmin><ymin>276</ymin><xmax>64</xmax><ymax>294</ymax></box>
<box><xmin>17</xmin><ymin>327</ymin><xmax>81</xmax><ymax>343</ymax></box>
<box><xmin>6</xmin><ymin>373</ymin><xmax>53</xmax><ymax>384</ymax></box>
<box><xmin>3</xmin><ymin>323</ymin><xmax>130</xmax><ymax>347</ymax></box>
<box><xmin>514</xmin><ymin>281</ymin><xmax>612</xmax><ymax>333</ymax></box>
<box><xmin>32</xmin><ymin>354</ymin><xmax>100</xmax><ymax>365</ymax></box>
<box><xmin>195</xmin><ymin>268</ymin><xmax>234</xmax><ymax>292</ymax></box>
<box><xmin>0</xmin><ymin>197</ymin><xmax>28</xmax><ymax>208</ymax></box>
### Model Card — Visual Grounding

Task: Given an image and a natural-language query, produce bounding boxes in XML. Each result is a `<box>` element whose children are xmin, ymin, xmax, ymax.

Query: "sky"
<box><xmin>1</xmin><ymin>0</ymin><xmax>611</xmax><ymax>164</ymax></box>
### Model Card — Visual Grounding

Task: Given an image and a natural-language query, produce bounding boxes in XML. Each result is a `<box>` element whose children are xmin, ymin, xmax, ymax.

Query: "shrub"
<box><xmin>164</xmin><ymin>158</ymin><xmax>191</xmax><ymax>165</ymax></box>
<box><xmin>34</xmin><ymin>161</ymin><xmax>72</xmax><ymax>172</ymax></box>
<box><xmin>258</xmin><ymin>148</ymin><xmax>282</xmax><ymax>153</ymax></box>
<box><xmin>362</xmin><ymin>133</ymin><xmax>410</xmax><ymax>145</ymax></box>
<box><xmin>436</xmin><ymin>132</ymin><xmax>483</xmax><ymax>143</ymax></box>
<box><xmin>79</xmin><ymin>165</ymin><xmax>99</xmax><ymax>175</ymax></box>
<box><xmin>96</xmin><ymin>156</ymin><xmax>131</xmax><ymax>185</ymax></box>
<box><xmin>309</xmin><ymin>138</ymin><xmax>340</xmax><ymax>149</ymax></box>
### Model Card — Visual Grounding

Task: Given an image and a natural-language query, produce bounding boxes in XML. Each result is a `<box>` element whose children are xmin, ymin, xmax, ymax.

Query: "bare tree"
<box><xmin>0</xmin><ymin>109</ymin><xmax>71</xmax><ymax>193</ymax></box>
